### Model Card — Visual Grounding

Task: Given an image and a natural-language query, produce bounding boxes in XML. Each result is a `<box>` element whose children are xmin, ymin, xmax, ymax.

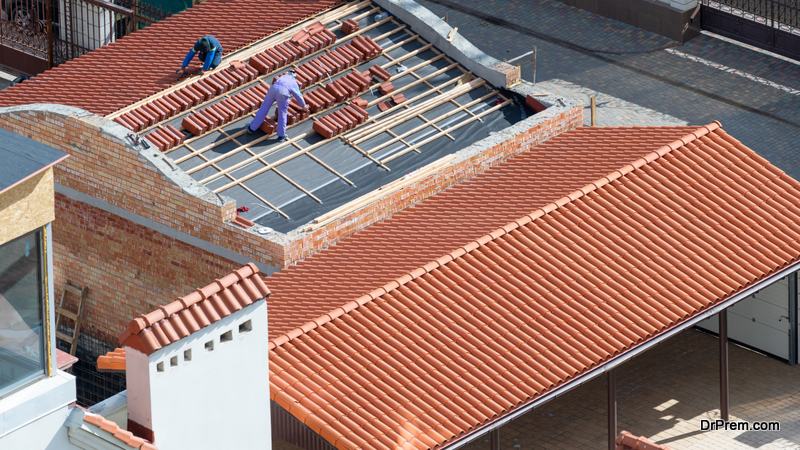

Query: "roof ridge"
<box><xmin>267</xmin><ymin>122</ymin><xmax>722</xmax><ymax>350</ymax></box>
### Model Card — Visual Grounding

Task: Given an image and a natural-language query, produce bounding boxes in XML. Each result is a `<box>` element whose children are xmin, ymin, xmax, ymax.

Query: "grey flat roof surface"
<box><xmin>0</xmin><ymin>128</ymin><xmax>68</xmax><ymax>194</ymax></box>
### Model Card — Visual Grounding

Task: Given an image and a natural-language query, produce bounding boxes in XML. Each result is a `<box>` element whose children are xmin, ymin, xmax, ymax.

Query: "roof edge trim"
<box><xmin>267</xmin><ymin>122</ymin><xmax>722</xmax><ymax>350</ymax></box>
<box><xmin>0</xmin><ymin>153</ymin><xmax>69</xmax><ymax>196</ymax></box>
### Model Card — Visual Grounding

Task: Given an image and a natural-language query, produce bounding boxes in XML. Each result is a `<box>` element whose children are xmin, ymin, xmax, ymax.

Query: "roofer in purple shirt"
<box><xmin>248</xmin><ymin>70</ymin><xmax>309</xmax><ymax>142</ymax></box>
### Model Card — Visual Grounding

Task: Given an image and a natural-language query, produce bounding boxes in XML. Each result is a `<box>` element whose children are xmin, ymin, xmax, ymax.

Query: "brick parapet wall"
<box><xmin>0</xmin><ymin>106</ymin><xmax>290</xmax><ymax>267</ymax></box>
<box><xmin>281</xmin><ymin>105</ymin><xmax>583</xmax><ymax>263</ymax></box>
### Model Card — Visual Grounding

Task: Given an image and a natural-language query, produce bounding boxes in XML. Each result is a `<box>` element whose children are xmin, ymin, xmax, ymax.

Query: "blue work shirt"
<box><xmin>182</xmin><ymin>35</ymin><xmax>223</xmax><ymax>71</ymax></box>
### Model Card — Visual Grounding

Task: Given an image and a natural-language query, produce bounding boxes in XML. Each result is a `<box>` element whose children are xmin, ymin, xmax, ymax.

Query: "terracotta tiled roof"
<box><xmin>266</xmin><ymin>126</ymin><xmax>698</xmax><ymax>338</ymax></box>
<box><xmin>0</xmin><ymin>0</ymin><xmax>342</xmax><ymax>116</ymax></box>
<box><xmin>268</xmin><ymin>123</ymin><xmax>800</xmax><ymax>449</ymax></box>
<box><xmin>97</xmin><ymin>348</ymin><xmax>126</xmax><ymax>372</ymax></box>
<box><xmin>83</xmin><ymin>411</ymin><xmax>157</xmax><ymax>449</ymax></box>
<box><xmin>120</xmin><ymin>263</ymin><xmax>270</xmax><ymax>355</ymax></box>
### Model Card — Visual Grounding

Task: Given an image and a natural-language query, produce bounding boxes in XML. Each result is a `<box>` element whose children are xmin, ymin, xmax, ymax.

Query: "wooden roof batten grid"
<box><xmin>126</xmin><ymin>1</ymin><xmax>514</xmax><ymax>219</ymax></box>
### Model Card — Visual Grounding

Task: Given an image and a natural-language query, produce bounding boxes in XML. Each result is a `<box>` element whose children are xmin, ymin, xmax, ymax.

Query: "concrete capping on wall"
<box><xmin>560</xmin><ymin>0</ymin><xmax>701</xmax><ymax>43</ymax></box>
<box><xmin>374</xmin><ymin>0</ymin><xmax>520</xmax><ymax>87</ymax></box>
<box><xmin>0</xmin><ymin>103</ymin><xmax>233</xmax><ymax>209</ymax></box>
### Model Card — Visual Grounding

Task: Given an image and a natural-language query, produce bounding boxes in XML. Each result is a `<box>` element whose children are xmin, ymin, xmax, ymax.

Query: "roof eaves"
<box><xmin>267</xmin><ymin>122</ymin><xmax>723</xmax><ymax>350</ymax></box>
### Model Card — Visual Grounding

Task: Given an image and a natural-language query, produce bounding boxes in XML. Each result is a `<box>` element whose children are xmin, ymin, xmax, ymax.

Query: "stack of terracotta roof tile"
<box><xmin>368</xmin><ymin>64</ymin><xmax>391</xmax><ymax>81</ymax></box>
<box><xmin>341</xmin><ymin>18</ymin><xmax>360</xmax><ymax>35</ymax></box>
<box><xmin>114</xmin><ymin>64</ymin><xmax>260</xmax><ymax>133</ymax></box>
<box><xmin>286</xmin><ymin>36</ymin><xmax>384</xmax><ymax>90</ymax></box>
<box><xmin>248</xmin><ymin>24</ymin><xmax>337</xmax><ymax>76</ymax></box>
<box><xmin>145</xmin><ymin>125</ymin><xmax>187</xmax><ymax>152</ymax></box>
<box><xmin>312</xmin><ymin>103</ymin><xmax>369</xmax><ymax>139</ymax></box>
<box><xmin>178</xmin><ymin>82</ymin><xmax>270</xmax><ymax>138</ymax></box>
<box><xmin>96</xmin><ymin>348</ymin><xmax>127</xmax><ymax>373</ymax></box>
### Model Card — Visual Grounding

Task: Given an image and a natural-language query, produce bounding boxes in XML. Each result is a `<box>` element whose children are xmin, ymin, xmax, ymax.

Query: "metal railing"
<box><xmin>0</xmin><ymin>0</ymin><xmax>170</xmax><ymax>71</ymax></box>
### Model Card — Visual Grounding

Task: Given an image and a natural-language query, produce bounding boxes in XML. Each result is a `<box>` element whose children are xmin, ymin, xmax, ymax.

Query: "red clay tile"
<box><xmin>145</xmin><ymin>131</ymin><xmax>168</xmax><ymax>151</ymax></box>
<box><xmin>122</xmin><ymin>264</ymin><xmax>269</xmax><ymax>355</ymax></box>
<box><xmin>327</xmin><ymin>50</ymin><xmax>349</xmax><ymax>69</ymax></box>
<box><xmin>325</xmin><ymin>82</ymin><xmax>346</xmax><ymax>103</ymax></box>
<box><xmin>369</xmin><ymin>65</ymin><xmax>391</xmax><ymax>81</ymax></box>
<box><xmin>377</xmin><ymin>101</ymin><xmax>393</xmax><ymax>112</ymax></box>
<box><xmin>313</xmin><ymin>119</ymin><xmax>334</xmax><ymax>139</ymax></box>
<box><xmin>164</xmin><ymin>124</ymin><xmax>186</xmax><ymax>144</ymax></box>
<box><xmin>292</xmin><ymin>29</ymin><xmax>311</xmax><ymax>45</ymax></box>
<box><xmin>343</xmin><ymin>43</ymin><xmax>364</xmax><ymax>63</ymax></box>
<box><xmin>260</xmin><ymin>117</ymin><xmax>277</xmax><ymax>134</ymax></box>
<box><xmin>350</xmin><ymin>97</ymin><xmax>368</xmax><ymax>109</ymax></box>
<box><xmin>313</xmin><ymin>87</ymin><xmax>335</xmax><ymax>108</ymax></box>
<box><xmin>391</xmin><ymin>93</ymin><xmax>407</xmax><ymax>104</ymax></box>
<box><xmin>617</xmin><ymin>431</ymin><xmax>670</xmax><ymax>450</ymax></box>
<box><xmin>304</xmin><ymin>21</ymin><xmax>323</xmax><ymax>34</ymax></box>
<box><xmin>114</xmin><ymin>116</ymin><xmax>136</xmax><ymax>131</ymax></box>
<box><xmin>363</xmin><ymin>36</ymin><xmax>383</xmax><ymax>55</ymax></box>
<box><xmin>379</xmin><ymin>82</ymin><xmax>395</xmax><ymax>95</ymax></box>
<box><xmin>97</xmin><ymin>348</ymin><xmax>126</xmax><ymax>372</ymax></box>
<box><xmin>348</xmin><ymin>103</ymin><xmax>369</xmax><ymax>121</ymax></box>
<box><xmin>232</xmin><ymin>215</ymin><xmax>255</xmax><ymax>228</ymax></box>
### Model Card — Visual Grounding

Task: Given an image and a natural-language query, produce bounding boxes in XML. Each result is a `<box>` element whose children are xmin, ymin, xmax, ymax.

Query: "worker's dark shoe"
<box><xmin>246</xmin><ymin>123</ymin><xmax>256</xmax><ymax>134</ymax></box>
<box><xmin>276</xmin><ymin>135</ymin><xmax>287</xmax><ymax>143</ymax></box>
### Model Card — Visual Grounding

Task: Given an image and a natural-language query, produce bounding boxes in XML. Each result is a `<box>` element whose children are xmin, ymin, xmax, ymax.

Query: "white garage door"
<box><xmin>697</xmin><ymin>276</ymin><xmax>791</xmax><ymax>360</ymax></box>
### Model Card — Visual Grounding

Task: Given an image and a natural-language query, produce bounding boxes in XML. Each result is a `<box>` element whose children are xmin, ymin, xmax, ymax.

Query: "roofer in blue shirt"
<box><xmin>247</xmin><ymin>70</ymin><xmax>308</xmax><ymax>142</ymax></box>
<box><xmin>177</xmin><ymin>36</ymin><xmax>223</xmax><ymax>76</ymax></box>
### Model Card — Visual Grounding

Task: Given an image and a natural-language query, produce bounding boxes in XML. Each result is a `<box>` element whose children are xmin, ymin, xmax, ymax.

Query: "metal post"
<box><xmin>532</xmin><ymin>46</ymin><xmax>537</xmax><ymax>85</ymax></box>
<box><xmin>591</xmin><ymin>97</ymin><xmax>597</xmax><ymax>126</ymax></box>
<box><xmin>489</xmin><ymin>428</ymin><xmax>500</xmax><ymax>450</ymax></box>
<box><xmin>45</xmin><ymin>0</ymin><xmax>54</xmax><ymax>68</ymax></box>
<box><xmin>789</xmin><ymin>271</ymin><xmax>798</xmax><ymax>366</ymax></box>
<box><xmin>608</xmin><ymin>368</ymin><xmax>617</xmax><ymax>450</ymax></box>
<box><xmin>720</xmin><ymin>309</ymin><xmax>729</xmax><ymax>421</ymax></box>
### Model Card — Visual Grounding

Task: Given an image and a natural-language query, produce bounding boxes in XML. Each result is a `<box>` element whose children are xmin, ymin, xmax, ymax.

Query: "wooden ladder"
<box><xmin>55</xmin><ymin>282</ymin><xmax>89</xmax><ymax>356</ymax></box>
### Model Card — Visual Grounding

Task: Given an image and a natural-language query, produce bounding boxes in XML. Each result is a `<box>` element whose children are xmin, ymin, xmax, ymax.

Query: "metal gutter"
<box><xmin>443</xmin><ymin>260</ymin><xmax>800</xmax><ymax>449</ymax></box>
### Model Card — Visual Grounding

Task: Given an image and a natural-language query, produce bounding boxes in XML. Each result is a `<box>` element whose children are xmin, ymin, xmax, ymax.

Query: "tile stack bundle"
<box><xmin>312</xmin><ymin>104</ymin><xmax>370</xmax><ymax>139</ymax></box>
<box><xmin>248</xmin><ymin>22</ymin><xmax>337</xmax><ymax>76</ymax></box>
<box><xmin>114</xmin><ymin>64</ymin><xmax>260</xmax><ymax>133</ymax></box>
<box><xmin>178</xmin><ymin>82</ymin><xmax>271</xmax><ymax>138</ymax></box>
<box><xmin>288</xmin><ymin>35</ymin><xmax>384</xmax><ymax>90</ymax></box>
<box><xmin>341</xmin><ymin>18</ymin><xmax>360</xmax><ymax>35</ymax></box>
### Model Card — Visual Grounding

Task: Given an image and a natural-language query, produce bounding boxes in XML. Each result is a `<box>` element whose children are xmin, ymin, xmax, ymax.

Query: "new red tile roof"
<box><xmin>266</xmin><ymin>126</ymin><xmax>698</xmax><ymax>338</ymax></box>
<box><xmin>120</xmin><ymin>263</ymin><xmax>270</xmax><ymax>355</ymax></box>
<box><xmin>268</xmin><ymin>123</ymin><xmax>800</xmax><ymax>449</ymax></box>
<box><xmin>83</xmin><ymin>411</ymin><xmax>157</xmax><ymax>449</ymax></box>
<box><xmin>0</xmin><ymin>0</ymin><xmax>342</xmax><ymax>116</ymax></box>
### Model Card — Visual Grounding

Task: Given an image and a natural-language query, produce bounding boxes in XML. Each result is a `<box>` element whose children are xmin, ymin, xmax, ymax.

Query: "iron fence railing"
<box><xmin>703</xmin><ymin>0</ymin><xmax>800</xmax><ymax>31</ymax></box>
<box><xmin>0</xmin><ymin>0</ymin><xmax>169</xmax><ymax>70</ymax></box>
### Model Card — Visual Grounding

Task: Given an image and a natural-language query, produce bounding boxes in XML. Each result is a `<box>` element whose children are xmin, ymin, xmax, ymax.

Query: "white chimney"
<box><xmin>119</xmin><ymin>263</ymin><xmax>271</xmax><ymax>449</ymax></box>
